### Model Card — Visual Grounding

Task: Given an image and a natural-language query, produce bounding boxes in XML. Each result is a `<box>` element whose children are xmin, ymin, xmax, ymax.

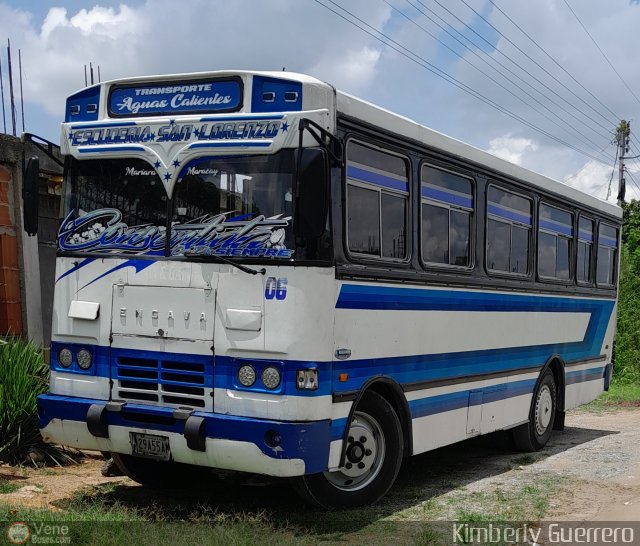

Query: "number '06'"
<box><xmin>265</xmin><ymin>277</ymin><xmax>288</xmax><ymax>300</ymax></box>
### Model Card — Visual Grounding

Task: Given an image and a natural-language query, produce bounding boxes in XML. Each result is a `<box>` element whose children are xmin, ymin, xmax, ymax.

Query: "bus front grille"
<box><xmin>113</xmin><ymin>353</ymin><xmax>211</xmax><ymax>410</ymax></box>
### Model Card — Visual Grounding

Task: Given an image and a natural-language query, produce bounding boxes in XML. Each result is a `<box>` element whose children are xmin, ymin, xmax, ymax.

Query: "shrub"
<box><xmin>0</xmin><ymin>337</ymin><xmax>71</xmax><ymax>464</ymax></box>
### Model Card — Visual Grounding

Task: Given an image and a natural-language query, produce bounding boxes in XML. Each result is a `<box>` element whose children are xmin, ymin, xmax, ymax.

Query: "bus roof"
<box><xmin>335</xmin><ymin>90</ymin><xmax>621</xmax><ymax>219</ymax></box>
<box><xmin>64</xmin><ymin>69</ymin><xmax>621</xmax><ymax>219</ymax></box>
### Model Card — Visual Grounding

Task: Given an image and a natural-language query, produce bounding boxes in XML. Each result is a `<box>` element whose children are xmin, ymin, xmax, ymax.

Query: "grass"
<box><xmin>581</xmin><ymin>381</ymin><xmax>640</xmax><ymax>411</ymax></box>
<box><xmin>0</xmin><ymin>424</ymin><xmax>572</xmax><ymax>545</ymax></box>
<box><xmin>0</xmin><ymin>482</ymin><xmax>19</xmax><ymax>494</ymax></box>
<box><xmin>510</xmin><ymin>455</ymin><xmax>538</xmax><ymax>467</ymax></box>
<box><xmin>0</xmin><ymin>464</ymin><xmax>564</xmax><ymax>546</ymax></box>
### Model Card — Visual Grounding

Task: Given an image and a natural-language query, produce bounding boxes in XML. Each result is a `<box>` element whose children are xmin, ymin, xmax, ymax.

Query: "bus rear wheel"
<box><xmin>111</xmin><ymin>452</ymin><xmax>202</xmax><ymax>489</ymax></box>
<box><xmin>512</xmin><ymin>369</ymin><xmax>557</xmax><ymax>452</ymax></box>
<box><xmin>293</xmin><ymin>390</ymin><xmax>403</xmax><ymax>509</ymax></box>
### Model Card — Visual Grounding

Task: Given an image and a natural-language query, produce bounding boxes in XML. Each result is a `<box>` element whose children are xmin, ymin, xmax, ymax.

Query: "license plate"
<box><xmin>129</xmin><ymin>432</ymin><xmax>171</xmax><ymax>461</ymax></box>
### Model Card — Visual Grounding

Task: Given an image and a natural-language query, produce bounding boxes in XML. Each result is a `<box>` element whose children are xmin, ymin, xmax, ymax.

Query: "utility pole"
<box><xmin>615</xmin><ymin>120</ymin><xmax>630</xmax><ymax>205</ymax></box>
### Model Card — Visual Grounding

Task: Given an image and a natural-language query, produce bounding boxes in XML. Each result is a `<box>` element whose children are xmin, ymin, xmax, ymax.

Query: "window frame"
<box><xmin>536</xmin><ymin>201</ymin><xmax>575</xmax><ymax>284</ymax></box>
<box><xmin>485</xmin><ymin>182</ymin><xmax>534</xmax><ymax>278</ymax></box>
<box><xmin>343</xmin><ymin>137</ymin><xmax>411</xmax><ymax>264</ymax></box>
<box><xmin>418</xmin><ymin>161</ymin><xmax>475</xmax><ymax>271</ymax></box>
<box><xmin>595</xmin><ymin>220</ymin><xmax>619</xmax><ymax>288</ymax></box>
<box><xmin>576</xmin><ymin>213</ymin><xmax>595</xmax><ymax>287</ymax></box>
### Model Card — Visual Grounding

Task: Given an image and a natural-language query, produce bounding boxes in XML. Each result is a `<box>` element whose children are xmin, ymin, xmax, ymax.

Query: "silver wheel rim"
<box><xmin>535</xmin><ymin>385</ymin><xmax>553</xmax><ymax>436</ymax></box>
<box><xmin>324</xmin><ymin>411</ymin><xmax>386</xmax><ymax>491</ymax></box>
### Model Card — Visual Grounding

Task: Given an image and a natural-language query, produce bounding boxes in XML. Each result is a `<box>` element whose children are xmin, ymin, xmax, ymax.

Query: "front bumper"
<box><xmin>37</xmin><ymin>394</ymin><xmax>330</xmax><ymax>477</ymax></box>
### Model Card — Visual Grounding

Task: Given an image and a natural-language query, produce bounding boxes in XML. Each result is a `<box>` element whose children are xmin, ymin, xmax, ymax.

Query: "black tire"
<box><xmin>111</xmin><ymin>452</ymin><xmax>203</xmax><ymax>489</ymax></box>
<box><xmin>293</xmin><ymin>390</ymin><xmax>403</xmax><ymax>509</ymax></box>
<box><xmin>512</xmin><ymin>369</ymin><xmax>557</xmax><ymax>452</ymax></box>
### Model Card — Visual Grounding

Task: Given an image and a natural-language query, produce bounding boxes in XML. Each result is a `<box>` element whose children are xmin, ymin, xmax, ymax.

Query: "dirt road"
<box><xmin>1</xmin><ymin>407</ymin><xmax>639</xmax><ymax>522</ymax></box>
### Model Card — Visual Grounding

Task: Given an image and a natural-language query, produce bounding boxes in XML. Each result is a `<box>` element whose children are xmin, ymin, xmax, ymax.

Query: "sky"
<box><xmin>0</xmin><ymin>0</ymin><xmax>639</xmax><ymax>203</ymax></box>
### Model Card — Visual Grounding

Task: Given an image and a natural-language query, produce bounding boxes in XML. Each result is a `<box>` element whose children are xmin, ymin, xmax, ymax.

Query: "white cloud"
<box><xmin>310</xmin><ymin>47</ymin><xmax>381</xmax><ymax>93</ymax></box>
<box><xmin>0</xmin><ymin>0</ymin><xmax>391</xmax><ymax>118</ymax></box>
<box><xmin>564</xmin><ymin>160</ymin><xmax>615</xmax><ymax>202</ymax></box>
<box><xmin>2</xmin><ymin>0</ymin><xmax>640</xmax><ymax>200</ymax></box>
<box><xmin>487</xmin><ymin>134</ymin><xmax>538</xmax><ymax>165</ymax></box>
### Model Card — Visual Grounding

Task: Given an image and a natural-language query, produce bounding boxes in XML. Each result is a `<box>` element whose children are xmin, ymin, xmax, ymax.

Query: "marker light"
<box><xmin>297</xmin><ymin>369</ymin><xmax>319</xmax><ymax>390</ymax></box>
<box><xmin>238</xmin><ymin>365</ymin><xmax>256</xmax><ymax>387</ymax></box>
<box><xmin>261</xmin><ymin>366</ymin><xmax>281</xmax><ymax>390</ymax></box>
<box><xmin>76</xmin><ymin>349</ymin><xmax>93</xmax><ymax>370</ymax></box>
<box><xmin>58</xmin><ymin>348</ymin><xmax>73</xmax><ymax>368</ymax></box>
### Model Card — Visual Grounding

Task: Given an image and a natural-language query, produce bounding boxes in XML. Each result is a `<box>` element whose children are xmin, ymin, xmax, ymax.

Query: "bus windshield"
<box><xmin>59</xmin><ymin>150</ymin><xmax>327</xmax><ymax>260</ymax></box>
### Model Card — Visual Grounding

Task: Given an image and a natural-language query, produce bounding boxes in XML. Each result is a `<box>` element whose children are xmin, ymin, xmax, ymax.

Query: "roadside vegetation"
<box><xmin>0</xmin><ymin>337</ymin><xmax>74</xmax><ymax>465</ymax></box>
<box><xmin>595</xmin><ymin>200</ymin><xmax>640</xmax><ymax>406</ymax></box>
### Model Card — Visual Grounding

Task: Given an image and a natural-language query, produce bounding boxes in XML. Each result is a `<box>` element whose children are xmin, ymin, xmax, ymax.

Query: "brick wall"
<box><xmin>0</xmin><ymin>164</ymin><xmax>22</xmax><ymax>334</ymax></box>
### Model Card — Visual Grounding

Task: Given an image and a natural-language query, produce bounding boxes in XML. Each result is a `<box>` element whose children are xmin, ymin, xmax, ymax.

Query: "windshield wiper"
<box><xmin>183</xmin><ymin>252</ymin><xmax>266</xmax><ymax>275</ymax></box>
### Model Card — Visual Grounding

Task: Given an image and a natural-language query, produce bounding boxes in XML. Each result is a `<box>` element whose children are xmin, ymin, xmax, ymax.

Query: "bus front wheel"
<box><xmin>111</xmin><ymin>452</ymin><xmax>202</xmax><ymax>489</ymax></box>
<box><xmin>293</xmin><ymin>390</ymin><xmax>403</xmax><ymax>509</ymax></box>
<box><xmin>512</xmin><ymin>369</ymin><xmax>557</xmax><ymax>452</ymax></box>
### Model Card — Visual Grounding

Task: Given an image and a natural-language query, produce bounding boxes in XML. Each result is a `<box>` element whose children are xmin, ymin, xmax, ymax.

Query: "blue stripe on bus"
<box><xmin>188</xmin><ymin>141</ymin><xmax>272</xmax><ymax>149</ymax></box>
<box><xmin>70</xmin><ymin>121</ymin><xmax>137</xmax><ymax>129</ymax></box>
<box><xmin>599</xmin><ymin>236</ymin><xmax>618</xmax><ymax>248</ymax></box>
<box><xmin>421</xmin><ymin>186</ymin><xmax>473</xmax><ymax>208</ymax></box>
<box><xmin>487</xmin><ymin>203</ymin><xmax>532</xmax><ymax>226</ymax></box>
<box><xmin>335</xmin><ymin>284</ymin><xmax>613</xmax><ymax>313</ymax></box>
<box><xmin>578</xmin><ymin>230</ymin><xmax>593</xmax><ymax>243</ymax></box>
<box><xmin>539</xmin><ymin>218</ymin><xmax>573</xmax><ymax>237</ymax></box>
<box><xmin>199</xmin><ymin>114</ymin><xmax>284</xmax><ymax>122</ymax></box>
<box><xmin>566</xmin><ymin>366</ymin><xmax>605</xmax><ymax>385</ymax></box>
<box><xmin>330</xmin><ymin>369</ymin><xmax>601</xmax><ymax>441</ymax></box>
<box><xmin>347</xmin><ymin>165</ymin><xmax>409</xmax><ymax>192</ymax></box>
<box><xmin>78</xmin><ymin>145</ymin><xmax>145</xmax><ymax>153</ymax></box>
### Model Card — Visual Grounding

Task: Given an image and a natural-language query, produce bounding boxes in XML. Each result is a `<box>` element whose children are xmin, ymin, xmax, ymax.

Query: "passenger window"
<box><xmin>346</xmin><ymin>142</ymin><xmax>408</xmax><ymax>260</ymax></box>
<box><xmin>486</xmin><ymin>186</ymin><xmax>532</xmax><ymax>274</ymax></box>
<box><xmin>421</xmin><ymin>165</ymin><xmax>473</xmax><ymax>267</ymax></box>
<box><xmin>538</xmin><ymin>203</ymin><xmax>573</xmax><ymax>280</ymax></box>
<box><xmin>596</xmin><ymin>223</ymin><xmax>618</xmax><ymax>286</ymax></box>
<box><xmin>577</xmin><ymin>217</ymin><xmax>594</xmax><ymax>283</ymax></box>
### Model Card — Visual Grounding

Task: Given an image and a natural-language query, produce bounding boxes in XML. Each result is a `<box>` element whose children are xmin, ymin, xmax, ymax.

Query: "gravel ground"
<box><xmin>1</xmin><ymin>408</ymin><xmax>639</xmax><ymax>522</ymax></box>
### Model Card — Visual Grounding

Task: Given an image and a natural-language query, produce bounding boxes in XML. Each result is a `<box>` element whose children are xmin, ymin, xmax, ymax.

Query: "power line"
<box><xmin>381</xmin><ymin>0</ymin><xmax>612</xmax><ymax>160</ymax></box>
<box><xmin>455</xmin><ymin>0</ymin><xmax>614</xmax><ymax>132</ymax></box>
<box><xmin>562</xmin><ymin>0</ymin><xmax>640</xmax><ymax>108</ymax></box>
<box><xmin>413</xmin><ymin>0</ymin><xmax>614</xmax><ymax>143</ymax></box>
<box><xmin>312</xmin><ymin>0</ymin><xmax>613</xmax><ymax>163</ymax></box>
<box><xmin>625</xmin><ymin>170</ymin><xmax>640</xmax><ymax>199</ymax></box>
<box><xmin>487</xmin><ymin>0</ymin><xmax>619</xmax><ymax>122</ymax></box>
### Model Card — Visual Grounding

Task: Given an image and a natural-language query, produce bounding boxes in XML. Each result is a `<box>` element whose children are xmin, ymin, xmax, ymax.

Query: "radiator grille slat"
<box><xmin>114</xmin><ymin>354</ymin><xmax>210</xmax><ymax>410</ymax></box>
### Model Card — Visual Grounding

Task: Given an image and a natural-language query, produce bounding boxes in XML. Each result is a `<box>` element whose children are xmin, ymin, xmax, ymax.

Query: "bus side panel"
<box><xmin>332</xmin><ymin>281</ymin><xmax>616</xmax><ymax>457</ymax></box>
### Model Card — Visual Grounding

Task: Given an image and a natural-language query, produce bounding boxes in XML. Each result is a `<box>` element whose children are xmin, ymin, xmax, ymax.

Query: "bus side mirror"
<box><xmin>294</xmin><ymin>149</ymin><xmax>328</xmax><ymax>239</ymax></box>
<box><xmin>22</xmin><ymin>156</ymin><xmax>40</xmax><ymax>236</ymax></box>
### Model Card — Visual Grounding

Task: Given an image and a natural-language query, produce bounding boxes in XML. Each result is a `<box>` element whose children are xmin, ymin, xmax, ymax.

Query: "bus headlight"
<box><xmin>238</xmin><ymin>365</ymin><xmax>256</xmax><ymax>387</ymax></box>
<box><xmin>261</xmin><ymin>366</ymin><xmax>281</xmax><ymax>390</ymax></box>
<box><xmin>58</xmin><ymin>348</ymin><xmax>73</xmax><ymax>368</ymax></box>
<box><xmin>76</xmin><ymin>349</ymin><xmax>93</xmax><ymax>370</ymax></box>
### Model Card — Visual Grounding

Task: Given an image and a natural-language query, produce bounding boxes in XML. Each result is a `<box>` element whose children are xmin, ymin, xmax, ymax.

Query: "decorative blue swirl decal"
<box><xmin>58</xmin><ymin>209</ymin><xmax>294</xmax><ymax>258</ymax></box>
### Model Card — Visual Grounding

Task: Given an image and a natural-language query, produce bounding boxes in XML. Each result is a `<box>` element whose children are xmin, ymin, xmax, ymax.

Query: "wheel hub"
<box><xmin>535</xmin><ymin>385</ymin><xmax>553</xmax><ymax>436</ymax></box>
<box><xmin>324</xmin><ymin>411</ymin><xmax>385</xmax><ymax>490</ymax></box>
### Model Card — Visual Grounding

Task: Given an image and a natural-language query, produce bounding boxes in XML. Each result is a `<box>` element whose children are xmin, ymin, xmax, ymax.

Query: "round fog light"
<box><xmin>238</xmin><ymin>364</ymin><xmax>256</xmax><ymax>387</ymax></box>
<box><xmin>58</xmin><ymin>348</ymin><xmax>73</xmax><ymax>368</ymax></box>
<box><xmin>261</xmin><ymin>366</ymin><xmax>281</xmax><ymax>390</ymax></box>
<box><xmin>76</xmin><ymin>349</ymin><xmax>93</xmax><ymax>370</ymax></box>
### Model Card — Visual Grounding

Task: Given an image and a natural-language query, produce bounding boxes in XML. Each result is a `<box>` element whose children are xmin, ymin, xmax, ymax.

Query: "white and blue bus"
<box><xmin>27</xmin><ymin>70</ymin><xmax>621</xmax><ymax>508</ymax></box>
